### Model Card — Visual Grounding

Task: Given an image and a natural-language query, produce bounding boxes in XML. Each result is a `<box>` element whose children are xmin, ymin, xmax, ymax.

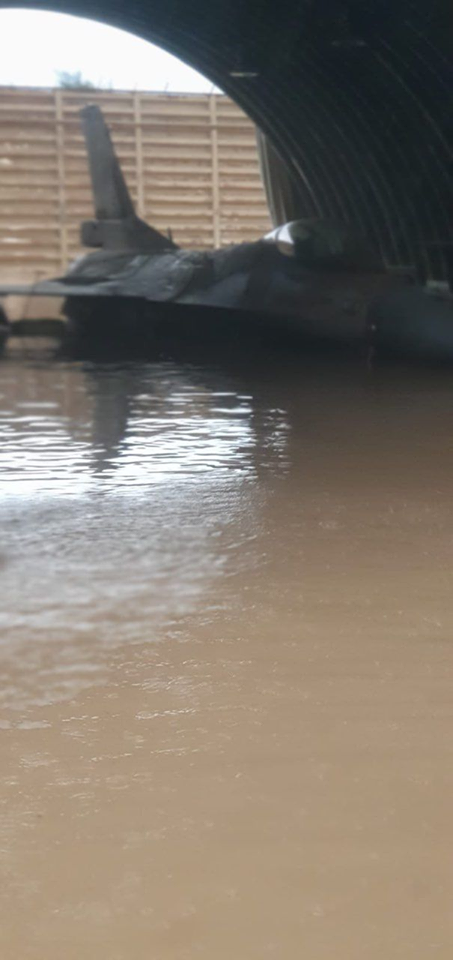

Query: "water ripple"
<box><xmin>0</xmin><ymin>359</ymin><xmax>289</xmax><ymax>497</ymax></box>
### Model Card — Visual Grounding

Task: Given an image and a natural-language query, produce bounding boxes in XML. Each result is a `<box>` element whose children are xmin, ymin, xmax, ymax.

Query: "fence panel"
<box><xmin>0</xmin><ymin>87</ymin><xmax>271</xmax><ymax>316</ymax></box>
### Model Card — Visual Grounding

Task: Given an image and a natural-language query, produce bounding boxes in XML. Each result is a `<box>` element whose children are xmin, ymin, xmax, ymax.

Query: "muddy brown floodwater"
<box><xmin>1</xmin><ymin>338</ymin><xmax>453</xmax><ymax>959</ymax></box>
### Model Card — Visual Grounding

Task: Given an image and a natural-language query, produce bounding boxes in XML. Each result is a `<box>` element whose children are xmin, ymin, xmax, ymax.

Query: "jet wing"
<box><xmin>0</xmin><ymin>252</ymin><xmax>206</xmax><ymax>303</ymax></box>
<box><xmin>0</xmin><ymin>279</ymin><xmax>116</xmax><ymax>298</ymax></box>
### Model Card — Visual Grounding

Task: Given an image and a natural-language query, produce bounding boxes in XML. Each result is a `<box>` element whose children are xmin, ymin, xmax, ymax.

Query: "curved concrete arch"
<box><xmin>2</xmin><ymin>0</ymin><xmax>452</xmax><ymax>283</ymax></box>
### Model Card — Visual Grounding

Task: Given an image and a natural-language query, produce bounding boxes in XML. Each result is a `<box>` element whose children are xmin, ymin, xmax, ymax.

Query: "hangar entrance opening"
<box><xmin>0</xmin><ymin>9</ymin><xmax>276</xmax><ymax>320</ymax></box>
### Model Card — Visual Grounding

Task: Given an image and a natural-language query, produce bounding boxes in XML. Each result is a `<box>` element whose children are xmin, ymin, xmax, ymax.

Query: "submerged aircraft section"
<box><xmin>0</xmin><ymin>103</ymin><xmax>452</xmax><ymax>361</ymax></box>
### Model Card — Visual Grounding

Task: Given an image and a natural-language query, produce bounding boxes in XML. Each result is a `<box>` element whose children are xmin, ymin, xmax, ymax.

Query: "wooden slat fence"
<box><xmin>0</xmin><ymin>87</ymin><xmax>271</xmax><ymax>301</ymax></box>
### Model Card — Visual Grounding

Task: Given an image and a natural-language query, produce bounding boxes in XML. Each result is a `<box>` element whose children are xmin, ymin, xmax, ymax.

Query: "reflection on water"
<box><xmin>1</xmin><ymin>340</ymin><xmax>453</xmax><ymax>959</ymax></box>
<box><xmin>0</xmin><ymin>347</ymin><xmax>288</xmax><ymax>711</ymax></box>
<box><xmin>0</xmin><ymin>358</ymin><xmax>288</xmax><ymax>494</ymax></box>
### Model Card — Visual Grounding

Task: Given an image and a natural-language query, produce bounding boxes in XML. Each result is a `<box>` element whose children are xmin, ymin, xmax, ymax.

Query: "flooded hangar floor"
<box><xmin>1</xmin><ymin>341</ymin><xmax>453</xmax><ymax>959</ymax></box>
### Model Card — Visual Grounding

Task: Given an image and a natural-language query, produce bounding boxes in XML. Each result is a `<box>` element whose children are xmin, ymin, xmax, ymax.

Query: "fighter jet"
<box><xmin>0</xmin><ymin>105</ymin><xmax>452</xmax><ymax>360</ymax></box>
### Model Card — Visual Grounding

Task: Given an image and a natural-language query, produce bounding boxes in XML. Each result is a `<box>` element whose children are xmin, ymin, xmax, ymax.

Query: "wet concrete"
<box><xmin>1</xmin><ymin>339</ymin><xmax>453</xmax><ymax>959</ymax></box>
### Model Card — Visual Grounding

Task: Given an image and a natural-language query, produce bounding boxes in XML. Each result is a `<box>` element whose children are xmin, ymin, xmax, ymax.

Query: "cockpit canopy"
<box><xmin>264</xmin><ymin>219</ymin><xmax>383</xmax><ymax>272</ymax></box>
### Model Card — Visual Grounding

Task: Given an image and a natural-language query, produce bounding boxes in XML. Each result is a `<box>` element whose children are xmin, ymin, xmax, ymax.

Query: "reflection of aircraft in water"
<box><xmin>1</xmin><ymin>105</ymin><xmax>452</xmax><ymax>361</ymax></box>
<box><xmin>0</xmin><ymin>303</ymin><xmax>9</xmax><ymax>353</ymax></box>
<box><xmin>82</xmin><ymin>359</ymin><xmax>289</xmax><ymax>484</ymax></box>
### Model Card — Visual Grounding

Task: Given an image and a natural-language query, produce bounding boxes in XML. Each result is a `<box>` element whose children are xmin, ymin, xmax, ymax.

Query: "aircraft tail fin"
<box><xmin>79</xmin><ymin>105</ymin><xmax>177</xmax><ymax>252</ymax></box>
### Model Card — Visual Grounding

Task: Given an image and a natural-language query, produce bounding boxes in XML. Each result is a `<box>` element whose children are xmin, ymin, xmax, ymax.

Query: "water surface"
<box><xmin>1</xmin><ymin>340</ymin><xmax>453</xmax><ymax>959</ymax></box>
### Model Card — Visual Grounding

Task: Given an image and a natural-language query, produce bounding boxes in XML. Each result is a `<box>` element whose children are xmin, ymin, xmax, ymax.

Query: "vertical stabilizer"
<box><xmin>81</xmin><ymin>104</ymin><xmax>136</xmax><ymax>221</ymax></box>
<box><xmin>79</xmin><ymin>105</ymin><xmax>177</xmax><ymax>252</ymax></box>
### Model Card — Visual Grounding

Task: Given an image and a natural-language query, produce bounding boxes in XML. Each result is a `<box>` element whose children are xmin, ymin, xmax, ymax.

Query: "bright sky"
<box><xmin>0</xmin><ymin>9</ymin><xmax>218</xmax><ymax>92</ymax></box>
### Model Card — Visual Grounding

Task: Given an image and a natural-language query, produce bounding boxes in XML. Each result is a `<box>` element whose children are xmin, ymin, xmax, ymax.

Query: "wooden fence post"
<box><xmin>210</xmin><ymin>94</ymin><xmax>221</xmax><ymax>248</ymax></box>
<box><xmin>134</xmin><ymin>92</ymin><xmax>145</xmax><ymax>219</ymax></box>
<box><xmin>55</xmin><ymin>89</ymin><xmax>68</xmax><ymax>271</ymax></box>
